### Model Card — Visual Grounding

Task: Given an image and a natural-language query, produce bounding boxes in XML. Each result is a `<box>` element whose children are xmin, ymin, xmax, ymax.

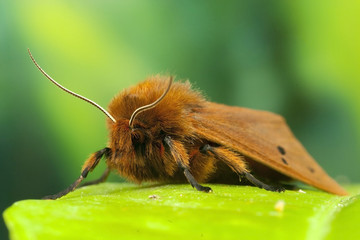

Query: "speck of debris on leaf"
<box><xmin>274</xmin><ymin>200</ymin><xmax>285</xmax><ymax>213</ymax></box>
<box><xmin>298</xmin><ymin>189</ymin><xmax>306</xmax><ymax>194</ymax></box>
<box><xmin>148</xmin><ymin>194</ymin><xmax>159</xmax><ymax>200</ymax></box>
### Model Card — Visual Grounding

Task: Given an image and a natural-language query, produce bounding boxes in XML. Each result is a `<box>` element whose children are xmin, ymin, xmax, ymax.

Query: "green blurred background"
<box><xmin>1</xmin><ymin>0</ymin><xmax>359</xmax><ymax>239</ymax></box>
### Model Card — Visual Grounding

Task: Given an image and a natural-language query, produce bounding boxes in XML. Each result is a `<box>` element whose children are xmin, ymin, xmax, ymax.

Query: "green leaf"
<box><xmin>3</xmin><ymin>183</ymin><xmax>360</xmax><ymax>240</ymax></box>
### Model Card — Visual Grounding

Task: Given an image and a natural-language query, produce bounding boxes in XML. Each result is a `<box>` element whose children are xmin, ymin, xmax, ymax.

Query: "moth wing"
<box><xmin>194</xmin><ymin>102</ymin><xmax>347</xmax><ymax>195</ymax></box>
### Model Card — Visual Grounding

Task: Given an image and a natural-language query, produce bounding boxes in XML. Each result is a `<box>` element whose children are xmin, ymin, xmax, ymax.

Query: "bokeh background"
<box><xmin>1</xmin><ymin>0</ymin><xmax>359</xmax><ymax>238</ymax></box>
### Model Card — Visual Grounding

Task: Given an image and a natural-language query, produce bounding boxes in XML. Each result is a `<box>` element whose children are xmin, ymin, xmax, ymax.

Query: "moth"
<box><xmin>28</xmin><ymin>49</ymin><xmax>348</xmax><ymax>199</ymax></box>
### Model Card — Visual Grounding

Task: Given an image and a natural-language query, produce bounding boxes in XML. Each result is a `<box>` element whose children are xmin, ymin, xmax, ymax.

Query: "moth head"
<box><xmin>128</xmin><ymin>78</ymin><xmax>172</xmax><ymax>145</ymax></box>
<box><xmin>105</xmin><ymin>77</ymin><xmax>173</xmax><ymax>154</ymax></box>
<box><xmin>128</xmin><ymin>76</ymin><xmax>173</xmax><ymax>129</ymax></box>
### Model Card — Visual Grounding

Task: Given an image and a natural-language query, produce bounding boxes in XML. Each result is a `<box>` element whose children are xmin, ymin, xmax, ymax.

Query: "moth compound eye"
<box><xmin>131</xmin><ymin>129</ymin><xmax>145</xmax><ymax>143</ymax></box>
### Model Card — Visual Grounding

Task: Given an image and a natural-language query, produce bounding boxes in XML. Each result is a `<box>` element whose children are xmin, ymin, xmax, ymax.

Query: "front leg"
<box><xmin>164</xmin><ymin>136</ymin><xmax>212</xmax><ymax>193</ymax></box>
<box><xmin>43</xmin><ymin>147</ymin><xmax>111</xmax><ymax>200</ymax></box>
<box><xmin>81</xmin><ymin>167</ymin><xmax>111</xmax><ymax>187</ymax></box>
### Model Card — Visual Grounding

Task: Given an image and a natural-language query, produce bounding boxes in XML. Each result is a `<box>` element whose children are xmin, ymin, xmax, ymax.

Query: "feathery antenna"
<box><xmin>28</xmin><ymin>49</ymin><xmax>116</xmax><ymax>123</ymax></box>
<box><xmin>129</xmin><ymin>76</ymin><xmax>173</xmax><ymax>128</ymax></box>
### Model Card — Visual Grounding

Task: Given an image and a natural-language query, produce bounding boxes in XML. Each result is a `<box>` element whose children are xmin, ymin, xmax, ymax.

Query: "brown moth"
<box><xmin>28</xmin><ymin>49</ymin><xmax>348</xmax><ymax>199</ymax></box>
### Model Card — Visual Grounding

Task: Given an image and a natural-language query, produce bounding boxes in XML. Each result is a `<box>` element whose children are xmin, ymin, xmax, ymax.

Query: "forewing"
<box><xmin>193</xmin><ymin>102</ymin><xmax>347</xmax><ymax>195</ymax></box>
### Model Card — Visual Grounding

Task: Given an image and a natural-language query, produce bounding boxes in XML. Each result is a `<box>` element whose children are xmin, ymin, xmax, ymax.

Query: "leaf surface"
<box><xmin>3</xmin><ymin>183</ymin><xmax>360</xmax><ymax>240</ymax></box>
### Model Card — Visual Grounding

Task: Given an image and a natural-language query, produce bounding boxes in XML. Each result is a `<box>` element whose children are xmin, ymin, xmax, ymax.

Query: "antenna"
<box><xmin>129</xmin><ymin>76</ymin><xmax>173</xmax><ymax>128</ymax></box>
<box><xmin>28</xmin><ymin>49</ymin><xmax>116</xmax><ymax>123</ymax></box>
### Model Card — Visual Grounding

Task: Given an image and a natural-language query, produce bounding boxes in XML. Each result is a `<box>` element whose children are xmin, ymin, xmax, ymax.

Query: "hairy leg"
<box><xmin>200</xmin><ymin>144</ymin><xmax>285</xmax><ymax>193</ymax></box>
<box><xmin>81</xmin><ymin>167</ymin><xmax>111</xmax><ymax>187</ymax></box>
<box><xmin>43</xmin><ymin>148</ymin><xmax>111</xmax><ymax>199</ymax></box>
<box><xmin>164</xmin><ymin>136</ymin><xmax>212</xmax><ymax>192</ymax></box>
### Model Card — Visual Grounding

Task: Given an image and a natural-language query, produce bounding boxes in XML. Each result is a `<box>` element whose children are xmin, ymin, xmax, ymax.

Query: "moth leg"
<box><xmin>183</xmin><ymin>168</ymin><xmax>212</xmax><ymax>192</ymax></box>
<box><xmin>200</xmin><ymin>144</ymin><xmax>285</xmax><ymax>193</ymax></box>
<box><xmin>81</xmin><ymin>167</ymin><xmax>111</xmax><ymax>187</ymax></box>
<box><xmin>43</xmin><ymin>147</ymin><xmax>111</xmax><ymax>200</ymax></box>
<box><xmin>243</xmin><ymin>172</ymin><xmax>285</xmax><ymax>192</ymax></box>
<box><xmin>164</xmin><ymin>136</ymin><xmax>212</xmax><ymax>193</ymax></box>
